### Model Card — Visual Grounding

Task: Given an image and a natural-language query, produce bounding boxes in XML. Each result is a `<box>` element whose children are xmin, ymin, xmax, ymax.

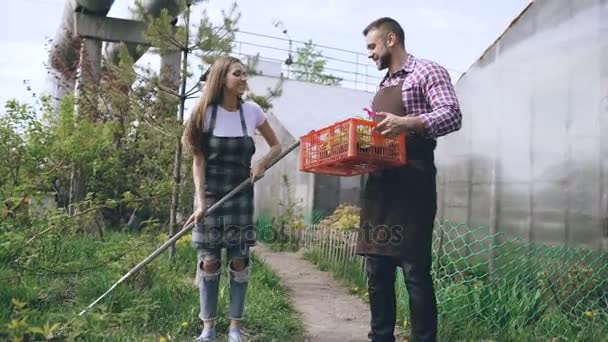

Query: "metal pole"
<box><xmin>79</xmin><ymin>140</ymin><xmax>301</xmax><ymax>315</ymax></box>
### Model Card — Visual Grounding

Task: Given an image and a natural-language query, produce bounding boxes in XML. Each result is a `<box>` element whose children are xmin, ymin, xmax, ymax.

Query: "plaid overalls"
<box><xmin>192</xmin><ymin>103</ymin><xmax>257</xmax><ymax>250</ymax></box>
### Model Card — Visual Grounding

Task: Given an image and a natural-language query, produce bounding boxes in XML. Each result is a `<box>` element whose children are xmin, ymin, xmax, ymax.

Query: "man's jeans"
<box><xmin>365</xmin><ymin>252</ymin><xmax>437</xmax><ymax>342</ymax></box>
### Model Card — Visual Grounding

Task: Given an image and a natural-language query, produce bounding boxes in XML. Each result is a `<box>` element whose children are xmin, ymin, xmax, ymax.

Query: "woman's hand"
<box><xmin>250</xmin><ymin>163</ymin><xmax>266</xmax><ymax>183</ymax></box>
<box><xmin>184</xmin><ymin>204</ymin><xmax>206</xmax><ymax>227</ymax></box>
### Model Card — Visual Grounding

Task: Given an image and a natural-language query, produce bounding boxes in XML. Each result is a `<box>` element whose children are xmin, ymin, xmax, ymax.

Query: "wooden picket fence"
<box><xmin>285</xmin><ymin>224</ymin><xmax>368</xmax><ymax>287</ymax></box>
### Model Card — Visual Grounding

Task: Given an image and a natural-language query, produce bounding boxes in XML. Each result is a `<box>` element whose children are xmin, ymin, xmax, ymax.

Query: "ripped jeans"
<box><xmin>195</xmin><ymin>245</ymin><xmax>251</xmax><ymax>321</ymax></box>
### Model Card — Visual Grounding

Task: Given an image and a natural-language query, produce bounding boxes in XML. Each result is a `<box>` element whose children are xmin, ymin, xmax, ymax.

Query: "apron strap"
<box><xmin>208</xmin><ymin>103</ymin><xmax>248</xmax><ymax>136</ymax></box>
<box><xmin>238</xmin><ymin>105</ymin><xmax>248</xmax><ymax>136</ymax></box>
<box><xmin>208</xmin><ymin>104</ymin><xmax>219</xmax><ymax>135</ymax></box>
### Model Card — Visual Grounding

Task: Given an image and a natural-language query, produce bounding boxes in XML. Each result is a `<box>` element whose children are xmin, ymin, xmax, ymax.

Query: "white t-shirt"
<box><xmin>203</xmin><ymin>101</ymin><xmax>267</xmax><ymax>137</ymax></box>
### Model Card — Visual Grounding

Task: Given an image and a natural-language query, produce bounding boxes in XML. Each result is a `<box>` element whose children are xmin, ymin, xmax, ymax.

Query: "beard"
<box><xmin>376</xmin><ymin>50</ymin><xmax>391</xmax><ymax>70</ymax></box>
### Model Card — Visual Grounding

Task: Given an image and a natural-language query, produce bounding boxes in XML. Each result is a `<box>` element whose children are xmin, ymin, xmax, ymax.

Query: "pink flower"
<box><xmin>363</xmin><ymin>107</ymin><xmax>377</xmax><ymax>118</ymax></box>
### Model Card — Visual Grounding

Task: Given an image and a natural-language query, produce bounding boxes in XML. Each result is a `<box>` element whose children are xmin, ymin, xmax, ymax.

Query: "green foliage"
<box><xmin>0</xmin><ymin>99</ymin><xmax>52</xmax><ymax>196</ymax></box>
<box><xmin>0</xmin><ymin>215</ymin><xmax>303</xmax><ymax>340</ymax></box>
<box><xmin>278</xmin><ymin>174</ymin><xmax>305</xmax><ymax>230</ymax></box>
<box><xmin>137</xmin><ymin>0</ymin><xmax>240</xmax><ymax>65</ymax></box>
<box><xmin>1</xmin><ymin>0</ymin><xmax>284</xmax><ymax>258</ymax></box>
<box><xmin>0</xmin><ymin>91</ymin><xmax>176</xmax><ymax>227</ymax></box>
<box><xmin>245</xmin><ymin>77</ymin><xmax>283</xmax><ymax>112</ymax></box>
<box><xmin>193</xmin><ymin>3</ymin><xmax>240</xmax><ymax>64</ymax></box>
<box><xmin>255</xmin><ymin>175</ymin><xmax>306</xmax><ymax>252</ymax></box>
<box><xmin>0</xmin><ymin>0</ymin><xmax>293</xmax><ymax>339</ymax></box>
<box><xmin>256</xmin><ymin>214</ymin><xmax>274</xmax><ymax>244</ymax></box>
<box><xmin>142</xmin><ymin>8</ymin><xmax>184</xmax><ymax>52</ymax></box>
<box><xmin>292</xmin><ymin>39</ymin><xmax>343</xmax><ymax>86</ymax></box>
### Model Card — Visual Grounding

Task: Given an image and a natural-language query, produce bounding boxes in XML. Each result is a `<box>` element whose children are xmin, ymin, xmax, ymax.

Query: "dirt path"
<box><xmin>252</xmin><ymin>244</ymin><xmax>371</xmax><ymax>342</ymax></box>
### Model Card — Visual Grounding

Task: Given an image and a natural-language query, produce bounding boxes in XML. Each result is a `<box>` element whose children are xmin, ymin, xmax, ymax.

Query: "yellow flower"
<box><xmin>181</xmin><ymin>321</ymin><xmax>189</xmax><ymax>328</ymax></box>
<box><xmin>583</xmin><ymin>311</ymin><xmax>597</xmax><ymax>318</ymax></box>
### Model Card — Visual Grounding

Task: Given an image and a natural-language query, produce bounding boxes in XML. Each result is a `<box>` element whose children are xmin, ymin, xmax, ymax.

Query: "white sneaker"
<box><xmin>194</xmin><ymin>328</ymin><xmax>216</xmax><ymax>342</ymax></box>
<box><xmin>228</xmin><ymin>328</ymin><xmax>242</xmax><ymax>342</ymax></box>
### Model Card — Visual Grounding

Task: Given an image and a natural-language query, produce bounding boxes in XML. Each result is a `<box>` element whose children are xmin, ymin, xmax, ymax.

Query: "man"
<box><xmin>355</xmin><ymin>17</ymin><xmax>462</xmax><ymax>342</ymax></box>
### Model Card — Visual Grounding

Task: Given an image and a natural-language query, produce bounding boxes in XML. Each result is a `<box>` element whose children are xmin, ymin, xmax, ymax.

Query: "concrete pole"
<box><xmin>68</xmin><ymin>38</ymin><xmax>102</xmax><ymax>212</ymax></box>
<box><xmin>74</xmin><ymin>38</ymin><xmax>102</xmax><ymax>113</ymax></box>
<box><xmin>104</xmin><ymin>0</ymin><xmax>182</xmax><ymax>65</ymax></box>
<box><xmin>48</xmin><ymin>0</ymin><xmax>114</xmax><ymax>112</ymax></box>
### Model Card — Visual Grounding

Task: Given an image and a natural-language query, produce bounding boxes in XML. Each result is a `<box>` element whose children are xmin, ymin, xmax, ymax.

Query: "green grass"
<box><xmin>302</xmin><ymin>248</ymin><xmax>367</xmax><ymax>292</ymax></box>
<box><xmin>263</xmin><ymin>241</ymin><xmax>300</xmax><ymax>253</ymax></box>
<box><xmin>0</xmin><ymin>231</ymin><xmax>303</xmax><ymax>341</ymax></box>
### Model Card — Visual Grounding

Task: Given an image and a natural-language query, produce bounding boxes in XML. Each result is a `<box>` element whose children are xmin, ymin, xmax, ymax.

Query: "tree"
<box><xmin>134</xmin><ymin>0</ymin><xmax>284</xmax><ymax>257</ymax></box>
<box><xmin>128</xmin><ymin>0</ymin><xmax>240</xmax><ymax>257</ymax></box>
<box><xmin>1</xmin><ymin>0</ymin><xmax>284</xmax><ymax>259</ymax></box>
<box><xmin>0</xmin><ymin>99</ymin><xmax>50</xmax><ymax>197</ymax></box>
<box><xmin>291</xmin><ymin>39</ymin><xmax>342</xmax><ymax>86</ymax></box>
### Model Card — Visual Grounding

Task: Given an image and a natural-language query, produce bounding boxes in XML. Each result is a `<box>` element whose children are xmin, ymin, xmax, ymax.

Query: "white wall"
<box><xmin>247</xmin><ymin>76</ymin><xmax>374</xmax><ymax>222</ymax></box>
<box><xmin>247</xmin><ymin>76</ymin><xmax>374</xmax><ymax>138</ymax></box>
<box><xmin>437</xmin><ymin>0</ymin><xmax>608</xmax><ymax>250</ymax></box>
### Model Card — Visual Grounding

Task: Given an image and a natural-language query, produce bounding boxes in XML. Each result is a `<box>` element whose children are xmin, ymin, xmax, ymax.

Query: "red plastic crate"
<box><xmin>299</xmin><ymin>118</ymin><xmax>407</xmax><ymax>176</ymax></box>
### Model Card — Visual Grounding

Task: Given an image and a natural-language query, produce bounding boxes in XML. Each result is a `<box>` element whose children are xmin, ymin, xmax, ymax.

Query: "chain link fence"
<box><xmin>257</xmin><ymin>219</ymin><xmax>608</xmax><ymax>341</ymax></box>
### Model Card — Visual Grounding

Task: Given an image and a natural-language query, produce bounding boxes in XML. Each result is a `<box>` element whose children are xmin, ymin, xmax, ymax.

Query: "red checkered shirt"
<box><xmin>378</xmin><ymin>54</ymin><xmax>462</xmax><ymax>139</ymax></box>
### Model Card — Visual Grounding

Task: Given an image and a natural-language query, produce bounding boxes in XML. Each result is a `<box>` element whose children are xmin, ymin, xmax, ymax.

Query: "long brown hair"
<box><xmin>182</xmin><ymin>56</ymin><xmax>244</xmax><ymax>155</ymax></box>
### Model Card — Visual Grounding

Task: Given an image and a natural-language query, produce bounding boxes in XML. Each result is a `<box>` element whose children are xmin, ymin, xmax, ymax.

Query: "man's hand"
<box><xmin>375</xmin><ymin>112</ymin><xmax>426</xmax><ymax>137</ymax></box>
<box><xmin>375</xmin><ymin>112</ymin><xmax>406</xmax><ymax>137</ymax></box>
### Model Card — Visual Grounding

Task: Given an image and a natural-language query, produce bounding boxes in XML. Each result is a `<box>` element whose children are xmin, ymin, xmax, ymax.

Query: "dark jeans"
<box><xmin>365</xmin><ymin>252</ymin><xmax>437</xmax><ymax>342</ymax></box>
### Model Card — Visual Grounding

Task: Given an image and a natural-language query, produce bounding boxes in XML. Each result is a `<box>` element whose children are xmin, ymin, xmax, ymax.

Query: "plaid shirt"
<box><xmin>378</xmin><ymin>54</ymin><xmax>462</xmax><ymax>139</ymax></box>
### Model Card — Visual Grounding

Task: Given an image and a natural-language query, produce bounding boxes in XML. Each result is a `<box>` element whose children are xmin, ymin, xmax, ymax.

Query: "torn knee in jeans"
<box><xmin>201</xmin><ymin>256</ymin><xmax>220</xmax><ymax>273</ymax></box>
<box><xmin>197</xmin><ymin>257</ymin><xmax>221</xmax><ymax>283</ymax></box>
<box><xmin>229</xmin><ymin>257</ymin><xmax>250</xmax><ymax>283</ymax></box>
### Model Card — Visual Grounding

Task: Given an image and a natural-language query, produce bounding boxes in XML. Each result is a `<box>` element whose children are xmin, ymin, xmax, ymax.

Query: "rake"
<box><xmin>79</xmin><ymin>140</ymin><xmax>300</xmax><ymax>316</ymax></box>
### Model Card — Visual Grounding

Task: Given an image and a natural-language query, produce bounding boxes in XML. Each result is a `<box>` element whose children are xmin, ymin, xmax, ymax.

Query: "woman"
<box><xmin>182</xmin><ymin>56</ymin><xmax>282</xmax><ymax>342</ymax></box>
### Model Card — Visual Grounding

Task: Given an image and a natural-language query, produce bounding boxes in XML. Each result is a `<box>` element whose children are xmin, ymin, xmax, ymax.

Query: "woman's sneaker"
<box><xmin>228</xmin><ymin>327</ymin><xmax>242</xmax><ymax>342</ymax></box>
<box><xmin>195</xmin><ymin>328</ymin><xmax>216</xmax><ymax>342</ymax></box>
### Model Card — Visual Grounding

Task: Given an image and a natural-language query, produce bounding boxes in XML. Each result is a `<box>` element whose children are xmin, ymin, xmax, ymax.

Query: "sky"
<box><xmin>0</xmin><ymin>0</ymin><xmax>531</xmax><ymax>108</ymax></box>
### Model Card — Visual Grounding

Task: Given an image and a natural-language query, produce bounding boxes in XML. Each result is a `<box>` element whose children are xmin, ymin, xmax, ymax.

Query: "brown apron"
<box><xmin>355</xmin><ymin>81</ymin><xmax>438</xmax><ymax>259</ymax></box>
